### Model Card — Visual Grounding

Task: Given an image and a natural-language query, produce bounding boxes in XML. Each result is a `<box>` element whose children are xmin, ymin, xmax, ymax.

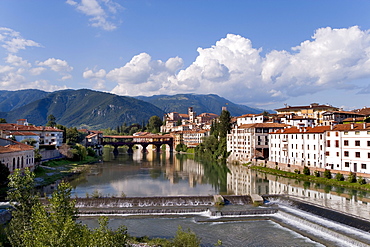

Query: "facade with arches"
<box><xmin>0</xmin><ymin>138</ymin><xmax>35</xmax><ymax>173</ymax></box>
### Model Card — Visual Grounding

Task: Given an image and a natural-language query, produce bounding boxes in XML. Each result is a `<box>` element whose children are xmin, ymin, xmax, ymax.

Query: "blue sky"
<box><xmin>1</xmin><ymin>1</ymin><xmax>370</xmax><ymax>111</ymax></box>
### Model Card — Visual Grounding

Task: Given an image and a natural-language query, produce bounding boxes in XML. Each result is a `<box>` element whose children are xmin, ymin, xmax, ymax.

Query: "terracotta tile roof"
<box><xmin>275</xmin><ymin>104</ymin><xmax>338</xmax><ymax>111</ymax></box>
<box><xmin>0</xmin><ymin>124</ymin><xmax>63</xmax><ymax>132</ymax></box>
<box><xmin>332</xmin><ymin>123</ymin><xmax>370</xmax><ymax>131</ymax></box>
<box><xmin>238</xmin><ymin>123</ymin><xmax>288</xmax><ymax>129</ymax></box>
<box><xmin>342</xmin><ymin>117</ymin><xmax>365</xmax><ymax>122</ymax></box>
<box><xmin>0</xmin><ymin>138</ymin><xmax>34</xmax><ymax>154</ymax></box>
<box><xmin>10</xmin><ymin>131</ymin><xmax>38</xmax><ymax>136</ymax></box>
<box><xmin>271</xmin><ymin>126</ymin><xmax>331</xmax><ymax>134</ymax></box>
<box><xmin>237</xmin><ymin>114</ymin><xmax>260</xmax><ymax>118</ymax></box>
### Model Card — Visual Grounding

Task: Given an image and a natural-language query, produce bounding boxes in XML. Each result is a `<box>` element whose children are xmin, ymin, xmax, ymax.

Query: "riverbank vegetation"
<box><xmin>1</xmin><ymin>168</ymin><xmax>203</xmax><ymax>247</ymax></box>
<box><xmin>195</xmin><ymin>109</ymin><xmax>231</xmax><ymax>160</ymax></box>
<box><xmin>250</xmin><ymin>165</ymin><xmax>370</xmax><ymax>192</ymax></box>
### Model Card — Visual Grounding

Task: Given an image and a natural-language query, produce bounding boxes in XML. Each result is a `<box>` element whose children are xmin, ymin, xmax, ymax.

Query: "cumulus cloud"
<box><xmin>66</xmin><ymin>0</ymin><xmax>123</xmax><ymax>31</ymax></box>
<box><xmin>107</xmin><ymin>53</ymin><xmax>183</xmax><ymax>95</ymax></box>
<box><xmin>37</xmin><ymin>58</ymin><xmax>73</xmax><ymax>72</ymax></box>
<box><xmin>5</xmin><ymin>54</ymin><xmax>31</xmax><ymax>67</ymax></box>
<box><xmin>85</xmin><ymin>26</ymin><xmax>370</xmax><ymax>105</ymax></box>
<box><xmin>0</xmin><ymin>27</ymin><xmax>41</xmax><ymax>53</ymax></box>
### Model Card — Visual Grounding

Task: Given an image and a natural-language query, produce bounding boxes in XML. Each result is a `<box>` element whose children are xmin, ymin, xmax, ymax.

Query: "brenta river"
<box><xmin>56</xmin><ymin>147</ymin><xmax>370</xmax><ymax>246</ymax></box>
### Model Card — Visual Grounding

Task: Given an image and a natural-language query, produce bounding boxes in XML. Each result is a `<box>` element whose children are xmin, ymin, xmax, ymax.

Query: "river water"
<box><xmin>66</xmin><ymin>148</ymin><xmax>370</xmax><ymax>246</ymax></box>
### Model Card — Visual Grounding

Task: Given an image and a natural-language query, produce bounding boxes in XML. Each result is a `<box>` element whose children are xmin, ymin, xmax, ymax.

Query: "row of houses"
<box><xmin>0</xmin><ymin>119</ymin><xmax>64</xmax><ymax>173</ymax></box>
<box><xmin>227</xmin><ymin>103</ymin><xmax>370</xmax><ymax>176</ymax></box>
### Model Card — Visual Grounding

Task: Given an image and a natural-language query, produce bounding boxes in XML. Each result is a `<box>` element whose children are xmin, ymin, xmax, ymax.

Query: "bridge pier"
<box><xmin>141</xmin><ymin>144</ymin><xmax>149</xmax><ymax>153</ymax></box>
<box><xmin>113</xmin><ymin>145</ymin><xmax>119</xmax><ymax>156</ymax></box>
<box><xmin>154</xmin><ymin>144</ymin><xmax>162</xmax><ymax>153</ymax></box>
<box><xmin>127</xmin><ymin>144</ymin><xmax>134</xmax><ymax>154</ymax></box>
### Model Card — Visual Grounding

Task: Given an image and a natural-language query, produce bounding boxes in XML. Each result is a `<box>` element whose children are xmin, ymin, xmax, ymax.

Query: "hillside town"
<box><xmin>163</xmin><ymin>103</ymin><xmax>370</xmax><ymax>179</ymax></box>
<box><xmin>2</xmin><ymin>103</ymin><xmax>370</xmax><ymax>180</ymax></box>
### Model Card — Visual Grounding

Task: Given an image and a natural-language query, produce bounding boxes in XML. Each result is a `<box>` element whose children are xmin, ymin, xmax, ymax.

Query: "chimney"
<box><xmin>363</xmin><ymin>122</ymin><xmax>367</xmax><ymax>129</ymax></box>
<box><xmin>351</xmin><ymin>123</ymin><xmax>354</xmax><ymax>129</ymax></box>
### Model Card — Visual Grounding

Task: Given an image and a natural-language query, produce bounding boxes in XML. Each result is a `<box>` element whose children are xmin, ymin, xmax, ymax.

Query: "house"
<box><xmin>0</xmin><ymin>121</ymin><xmax>64</xmax><ymax>148</ymax></box>
<box><xmin>325</xmin><ymin>123</ymin><xmax>370</xmax><ymax>174</ymax></box>
<box><xmin>227</xmin><ymin>123</ymin><xmax>287</xmax><ymax>162</ymax></box>
<box><xmin>275</xmin><ymin>103</ymin><xmax>339</xmax><ymax>126</ymax></box>
<box><xmin>322</xmin><ymin>111</ymin><xmax>364</xmax><ymax>125</ymax></box>
<box><xmin>0</xmin><ymin>137</ymin><xmax>35</xmax><ymax>173</ymax></box>
<box><xmin>269</xmin><ymin>126</ymin><xmax>330</xmax><ymax>169</ymax></box>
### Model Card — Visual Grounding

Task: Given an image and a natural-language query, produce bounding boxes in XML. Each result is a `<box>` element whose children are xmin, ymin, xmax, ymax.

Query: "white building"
<box><xmin>227</xmin><ymin>123</ymin><xmax>287</xmax><ymax>163</ymax></box>
<box><xmin>269</xmin><ymin>126</ymin><xmax>330</xmax><ymax>169</ymax></box>
<box><xmin>325</xmin><ymin>123</ymin><xmax>370</xmax><ymax>174</ymax></box>
<box><xmin>236</xmin><ymin>114</ymin><xmax>265</xmax><ymax>126</ymax></box>
<box><xmin>0</xmin><ymin>137</ymin><xmax>35</xmax><ymax>173</ymax></box>
<box><xmin>183</xmin><ymin>129</ymin><xmax>210</xmax><ymax>147</ymax></box>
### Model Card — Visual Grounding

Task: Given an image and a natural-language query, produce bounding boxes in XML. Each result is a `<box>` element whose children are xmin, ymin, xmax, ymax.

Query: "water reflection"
<box><xmin>69</xmin><ymin>148</ymin><xmax>220</xmax><ymax>197</ymax></box>
<box><xmin>227</xmin><ymin>163</ymin><xmax>370</xmax><ymax>220</ymax></box>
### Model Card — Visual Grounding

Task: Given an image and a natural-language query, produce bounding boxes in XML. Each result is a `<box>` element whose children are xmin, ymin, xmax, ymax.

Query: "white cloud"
<box><xmin>0</xmin><ymin>27</ymin><xmax>41</xmax><ymax>53</ymax></box>
<box><xmin>37</xmin><ymin>58</ymin><xmax>73</xmax><ymax>72</ymax></box>
<box><xmin>96</xmin><ymin>26</ymin><xmax>370</xmax><ymax>105</ymax></box>
<box><xmin>66</xmin><ymin>0</ymin><xmax>123</xmax><ymax>31</ymax></box>
<box><xmin>29</xmin><ymin>67</ymin><xmax>47</xmax><ymax>76</ymax></box>
<box><xmin>5</xmin><ymin>54</ymin><xmax>31</xmax><ymax>67</ymax></box>
<box><xmin>107</xmin><ymin>53</ymin><xmax>183</xmax><ymax>95</ymax></box>
<box><xmin>60</xmin><ymin>74</ymin><xmax>73</xmax><ymax>81</ymax></box>
<box><xmin>83</xmin><ymin>68</ymin><xmax>106</xmax><ymax>79</ymax></box>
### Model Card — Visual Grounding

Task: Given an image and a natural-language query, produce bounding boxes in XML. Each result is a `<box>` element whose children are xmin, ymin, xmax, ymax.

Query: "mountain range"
<box><xmin>0</xmin><ymin>89</ymin><xmax>266</xmax><ymax>129</ymax></box>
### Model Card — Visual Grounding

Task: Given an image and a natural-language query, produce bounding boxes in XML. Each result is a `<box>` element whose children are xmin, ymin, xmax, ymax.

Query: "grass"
<box><xmin>34</xmin><ymin>156</ymin><xmax>100</xmax><ymax>186</ymax></box>
<box><xmin>250</xmin><ymin>165</ymin><xmax>370</xmax><ymax>192</ymax></box>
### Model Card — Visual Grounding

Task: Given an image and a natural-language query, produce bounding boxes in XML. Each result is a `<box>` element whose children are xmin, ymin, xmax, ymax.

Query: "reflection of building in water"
<box><xmin>267</xmin><ymin>174</ymin><xmax>370</xmax><ymax>219</ymax></box>
<box><xmin>165</xmin><ymin>156</ymin><xmax>205</xmax><ymax>187</ymax></box>
<box><xmin>227</xmin><ymin>164</ymin><xmax>269</xmax><ymax>195</ymax></box>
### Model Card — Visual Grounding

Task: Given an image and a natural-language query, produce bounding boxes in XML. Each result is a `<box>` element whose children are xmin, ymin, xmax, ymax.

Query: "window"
<box><xmin>368</xmin><ymin>152</ymin><xmax>370</xmax><ymax>159</ymax></box>
<box><xmin>335</xmin><ymin>140</ymin><xmax>339</xmax><ymax>148</ymax></box>
<box><xmin>327</xmin><ymin>132</ymin><xmax>330</xmax><ymax>137</ymax></box>
<box><xmin>361</xmin><ymin>163</ymin><xmax>366</xmax><ymax>169</ymax></box>
<box><xmin>336</xmin><ymin>152</ymin><xmax>339</xmax><ymax>157</ymax></box>
<box><xmin>327</xmin><ymin>140</ymin><xmax>330</xmax><ymax>147</ymax></box>
<box><xmin>345</xmin><ymin>162</ymin><xmax>350</xmax><ymax>167</ymax></box>
<box><xmin>335</xmin><ymin>132</ymin><xmax>339</xmax><ymax>137</ymax></box>
<box><xmin>325</xmin><ymin>151</ymin><xmax>329</xmax><ymax>156</ymax></box>
<box><xmin>344</xmin><ymin>140</ymin><xmax>349</xmax><ymax>146</ymax></box>
<box><xmin>368</xmin><ymin>141</ymin><xmax>370</xmax><ymax>147</ymax></box>
<box><xmin>344</xmin><ymin>131</ymin><xmax>348</xmax><ymax>135</ymax></box>
<box><xmin>356</xmin><ymin>152</ymin><xmax>361</xmax><ymax>158</ymax></box>
<box><xmin>355</xmin><ymin>140</ymin><xmax>360</xmax><ymax>146</ymax></box>
<box><xmin>344</xmin><ymin>151</ymin><xmax>349</xmax><ymax>157</ymax></box>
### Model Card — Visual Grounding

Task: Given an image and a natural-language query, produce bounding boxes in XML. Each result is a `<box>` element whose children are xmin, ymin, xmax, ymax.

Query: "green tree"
<box><xmin>148</xmin><ymin>116</ymin><xmax>163</xmax><ymax>133</ymax></box>
<box><xmin>6</xmin><ymin>170</ymin><xmax>128</xmax><ymax>247</ymax></box>
<box><xmin>323</xmin><ymin>169</ymin><xmax>332</xmax><ymax>179</ymax></box>
<box><xmin>71</xmin><ymin>144</ymin><xmax>87</xmax><ymax>161</ymax></box>
<box><xmin>66</xmin><ymin>127</ymin><xmax>85</xmax><ymax>145</ymax></box>
<box><xmin>302</xmin><ymin>166</ymin><xmax>310</xmax><ymax>176</ymax></box>
<box><xmin>171</xmin><ymin>226</ymin><xmax>201</xmax><ymax>247</ymax></box>
<box><xmin>176</xmin><ymin>118</ymin><xmax>182</xmax><ymax>126</ymax></box>
<box><xmin>21</xmin><ymin>138</ymin><xmax>37</xmax><ymax>147</ymax></box>
<box><xmin>218</xmin><ymin>110</ymin><xmax>231</xmax><ymax>139</ymax></box>
<box><xmin>46</xmin><ymin>114</ymin><xmax>57</xmax><ymax>127</ymax></box>
<box><xmin>6</xmin><ymin>168</ymin><xmax>39</xmax><ymax>246</ymax></box>
<box><xmin>0</xmin><ymin>118</ymin><xmax>6</xmax><ymax>123</ymax></box>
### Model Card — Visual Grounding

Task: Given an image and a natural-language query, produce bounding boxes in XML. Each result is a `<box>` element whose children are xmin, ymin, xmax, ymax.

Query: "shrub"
<box><xmin>323</xmin><ymin>170</ymin><xmax>332</xmax><ymax>179</ymax></box>
<box><xmin>347</xmin><ymin>172</ymin><xmax>357</xmax><ymax>183</ymax></box>
<box><xmin>314</xmin><ymin>171</ymin><xmax>320</xmax><ymax>177</ymax></box>
<box><xmin>171</xmin><ymin>226</ymin><xmax>201</xmax><ymax>247</ymax></box>
<box><xmin>358</xmin><ymin>177</ymin><xmax>367</xmax><ymax>185</ymax></box>
<box><xmin>335</xmin><ymin>173</ymin><xmax>344</xmax><ymax>181</ymax></box>
<box><xmin>294</xmin><ymin>169</ymin><xmax>300</xmax><ymax>174</ymax></box>
<box><xmin>302</xmin><ymin>166</ymin><xmax>310</xmax><ymax>176</ymax></box>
